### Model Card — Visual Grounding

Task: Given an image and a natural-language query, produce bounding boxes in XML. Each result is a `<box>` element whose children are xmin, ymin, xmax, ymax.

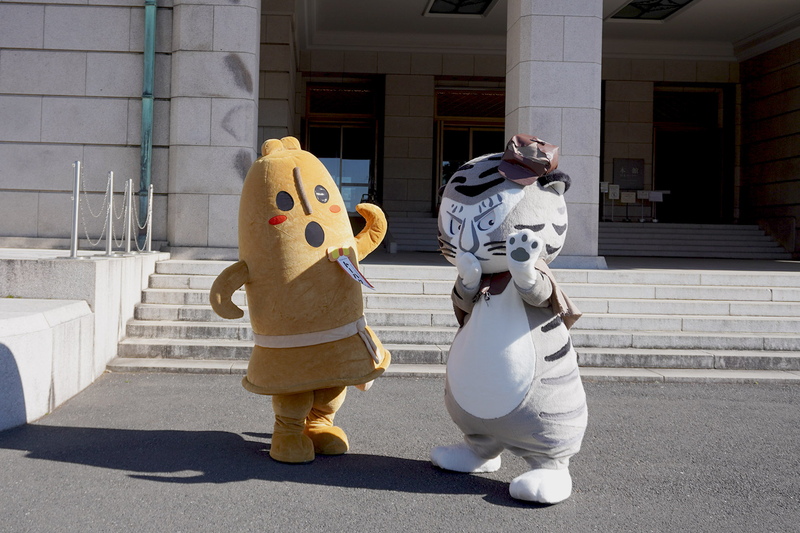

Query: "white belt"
<box><xmin>252</xmin><ymin>315</ymin><xmax>381</xmax><ymax>364</ymax></box>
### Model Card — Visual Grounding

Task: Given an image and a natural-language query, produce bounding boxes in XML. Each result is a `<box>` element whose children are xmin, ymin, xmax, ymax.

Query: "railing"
<box><xmin>69</xmin><ymin>161</ymin><xmax>155</xmax><ymax>259</ymax></box>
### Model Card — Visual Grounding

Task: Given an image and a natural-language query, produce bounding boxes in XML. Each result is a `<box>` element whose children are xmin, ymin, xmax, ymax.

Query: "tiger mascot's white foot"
<box><xmin>510</xmin><ymin>468</ymin><xmax>573</xmax><ymax>504</ymax></box>
<box><xmin>430</xmin><ymin>442</ymin><xmax>501</xmax><ymax>473</ymax></box>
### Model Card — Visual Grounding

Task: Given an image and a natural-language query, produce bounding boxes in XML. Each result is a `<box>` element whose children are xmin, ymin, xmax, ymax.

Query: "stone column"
<box><xmin>167</xmin><ymin>0</ymin><xmax>260</xmax><ymax>253</ymax></box>
<box><xmin>383</xmin><ymin>73</ymin><xmax>435</xmax><ymax>217</ymax></box>
<box><xmin>506</xmin><ymin>0</ymin><xmax>605</xmax><ymax>267</ymax></box>
<box><xmin>259</xmin><ymin>0</ymin><xmax>297</xmax><ymax>141</ymax></box>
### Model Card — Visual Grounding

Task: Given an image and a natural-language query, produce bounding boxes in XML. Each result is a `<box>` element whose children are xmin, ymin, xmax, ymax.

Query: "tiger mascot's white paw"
<box><xmin>509</xmin><ymin>468</ymin><xmax>572</xmax><ymax>504</ymax></box>
<box><xmin>506</xmin><ymin>229</ymin><xmax>543</xmax><ymax>290</ymax></box>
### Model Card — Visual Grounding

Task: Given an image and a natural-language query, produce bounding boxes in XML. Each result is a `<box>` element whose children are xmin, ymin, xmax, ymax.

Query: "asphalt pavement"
<box><xmin>0</xmin><ymin>373</ymin><xmax>798</xmax><ymax>533</ymax></box>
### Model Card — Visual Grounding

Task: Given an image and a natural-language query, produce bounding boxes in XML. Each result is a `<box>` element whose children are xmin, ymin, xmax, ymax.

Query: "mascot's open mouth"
<box><xmin>305</xmin><ymin>221</ymin><xmax>324</xmax><ymax>247</ymax></box>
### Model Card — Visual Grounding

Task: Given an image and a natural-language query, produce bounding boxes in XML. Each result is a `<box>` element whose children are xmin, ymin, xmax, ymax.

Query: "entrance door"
<box><xmin>653</xmin><ymin>128</ymin><xmax>724</xmax><ymax>223</ymax></box>
<box><xmin>651</xmin><ymin>86</ymin><xmax>732</xmax><ymax>223</ymax></box>
<box><xmin>307</xmin><ymin>124</ymin><xmax>376</xmax><ymax>214</ymax></box>
<box><xmin>437</xmin><ymin>125</ymin><xmax>505</xmax><ymax>195</ymax></box>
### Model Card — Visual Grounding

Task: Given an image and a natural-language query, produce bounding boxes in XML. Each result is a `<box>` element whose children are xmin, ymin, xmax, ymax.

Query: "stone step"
<box><xmin>580</xmin><ymin>299</ymin><xmax>800</xmax><ymax>317</ymax></box>
<box><xmin>598</xmin><ymin>248</ymin><xmax>792</xmax><ymax>260</ymax></box>
<box><xmin>124</xmin><ymin>317</ymin><xmax>800</xmax><ymax>349</ymax></box>
<box><xmin>601</xmin><ymin>225</ymin><xmax>774</xmax><ymax>235</ymax></box>
<box><xmin>141</xmin><ymin>277</ymin><xmax>800</xmax><ymax>304</ymax></box>
<box><xmin>142</xmin><ymin>272</ymin><xmax>800</xmax><ymax>304</ymax></box>
<box><xmin>141</xmin><ymin>288</ymin><xmax>248</xmax><ymax>306</ymax></box>
<box><xmin>598</xmin><ymin>242</ymin><xmax>788</xmax><ymax>253</ymax></box>
<box><xmin>134</xmin><ymin>303</ymin><xmax>460</xmax><ymax>327</ymax></box>
<box><xmin>599</xmin><ymin>231</ymin><xmax>775</xmax><ymax>242</ymax></box>
<box><xmin>572</xmin><ymin>329</ymin><xmax>800</xmax><ymax>351</ymax></box>
<box><xmin>599</xmin><ymin>242</ymin><xmax>786</xmax><ymax>253</ymax></box>
<box><xmin>364</xmin><ymin>293</ymin><xmax>454</xmax><ymax>310</ymax></box>
<box><xmin>598</xmin><ymin>222</ymin><xmax>763</xmax><ymax>232</ymax></box>
<box><xmin>117</xmin><ymin>337</ymin><xmax>444</xmax><ymax>365</ymax></box>
<box><xmin>116</xmin><ymin>333</ymin><xmax>800</xmax><ymax>367</ymax></box>
<box><xmin>155</xmin><ymin>260</ymin><xmax>234</xmax><ymax>276</ymax></box>
<box><xmin>395</xmin><ymin>243</ymin><xmax>441</xmax><ymax>252</ymax></box>
<box><xmin>118</xmin><ymin>337</ymin><xmax>253</xmax><ymax>359</ymax></box>
<box><xmin>135</xmin><ymin>290</ymin><xmax>800</xmax><ymax>322</ymax></box>
<box><xmin>134</xmin><ymin>303</ymin><xmax>245</xmax><ymax>322</ymax></box>
<box><xmin>134</xmin><ymin>298</ymin><xmax>800</xmax><ymax>329</ymax></box>
<box><xmin>148</xmin><ymin>261</ymin><xmax>800</xmax><ymax>289</ymax></box>
<box><xmin>576</xmin><ymin>347</ymin><xmax>800</xmax><ymax>371</ymax></box>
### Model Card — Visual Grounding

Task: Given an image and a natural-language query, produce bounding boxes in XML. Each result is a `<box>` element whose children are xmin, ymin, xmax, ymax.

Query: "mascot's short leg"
<box><xmin>271</xmin><ymin>392</ymin><xmax>315</xmax><ymax>464</ymax></box>
<box><xmin>431</xmin><ymin>437</ymin><xmax>502</xmax><ymax>473</ymax></box>
<box><xmin>510</xmin><ymin>467</ymin><xmax>572</xmax><ymax>504</ymax></box>
<box><xmin>509</xmin><ymin>449</ymin><xmax>575</xmax><ymax>504</ymax></box>
<box><xmin>303</xmin><ymin>386</ymin><xmax>349</xmax><ymax>456</ymax></box>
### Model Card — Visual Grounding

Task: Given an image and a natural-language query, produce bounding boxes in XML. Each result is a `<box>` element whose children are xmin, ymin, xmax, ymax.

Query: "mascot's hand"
<box><xmin>355</xmin><ymin>380</ymin><xmax>374</xmax><ymax>392</ymax></box>
<box><xmin>354</xmin><ymin>203</ymin><xmax>388</xmax><ymax>260</ymax></box>
<box><xmin>506</xmin><ymin>229</ymin><xmax>542</xmax><ymax>290</ymax></box>
<box><xmin>209</xmin><ymin>260</ymin><xmax>249</xmax><ymax>319</ymax></box>
<box><xmin>456</xmin><ymin>252</ymin><xmax>481</xmax><ymax>290</ymax></box>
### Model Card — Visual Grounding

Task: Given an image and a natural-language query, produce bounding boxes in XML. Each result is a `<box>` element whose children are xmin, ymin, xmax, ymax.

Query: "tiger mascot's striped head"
<box><xmin>438</xmin><ymin>145</ymin><xmax>570</xmax><ymax>274</ymax></box>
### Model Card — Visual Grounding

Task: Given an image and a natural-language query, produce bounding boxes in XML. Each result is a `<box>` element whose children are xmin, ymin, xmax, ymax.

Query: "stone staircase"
<box><xmin>599</xmin><ymin>222</ymin><xmax>792</xmax><ymax>259</ymax></box>
<box><xmin>386</xmin><ymin>217</ymin><xmax>439</xmax><ymax>252</ymax></box>
<box><xmin>385</xmin><ymin>220</ymin><xmax>793</xmax><ymax>260</ymax></box>
<box><xmin>114</xmin><ymin>259</ymin><xmax>800</xmax><ymax>372</ymax></box>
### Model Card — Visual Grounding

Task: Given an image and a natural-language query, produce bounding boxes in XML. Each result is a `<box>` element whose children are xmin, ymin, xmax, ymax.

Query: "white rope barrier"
<box><xmin>68</xmin><ymin>161</ymin><xmax>156</xmax><ymax>257</ymax></box>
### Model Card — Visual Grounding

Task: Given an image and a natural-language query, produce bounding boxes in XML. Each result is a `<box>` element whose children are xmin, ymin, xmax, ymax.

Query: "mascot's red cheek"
<box><xmin>330</xmin><ymin>205</ymin><xmax>341</xmax><ymax>213</ymax></box>
<box><xmin>269</xmin><ymin>215</ymin><xmax>287</xmax><ymax>225</ymax></box>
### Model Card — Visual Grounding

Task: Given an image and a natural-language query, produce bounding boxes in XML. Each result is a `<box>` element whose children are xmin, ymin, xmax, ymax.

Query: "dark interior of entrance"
<box><xmin>652</xmin><ymin>86</ymin><xmax>734</xmax><ymax>224</ymax></box>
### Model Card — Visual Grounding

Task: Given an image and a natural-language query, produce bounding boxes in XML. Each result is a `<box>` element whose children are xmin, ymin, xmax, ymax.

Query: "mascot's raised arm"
<box><xmin>210</xmin><ymin>136</ymin><xmax>390</xmax><ymax>464</ymax></box>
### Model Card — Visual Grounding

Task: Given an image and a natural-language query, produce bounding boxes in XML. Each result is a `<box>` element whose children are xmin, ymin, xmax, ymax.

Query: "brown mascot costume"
<box><xmin>210</xmin><ymin>136</ymin><xmax>391</xmax><ymax>464</ymax></box>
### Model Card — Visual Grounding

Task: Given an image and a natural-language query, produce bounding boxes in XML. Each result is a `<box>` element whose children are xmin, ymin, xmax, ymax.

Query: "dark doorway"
<box><xmin>653</xmin><ymin>128</ymin><xmax>724</xmax><ymax>223</ymax></box>
<box><xmin>652</xmin><ymin>86</ymin><xmax>734</xmax><ymax>223</ymax></box>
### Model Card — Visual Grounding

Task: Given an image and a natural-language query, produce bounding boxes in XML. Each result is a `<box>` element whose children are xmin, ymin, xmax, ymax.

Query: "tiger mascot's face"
<box><xmin>438</xmin><ymin>152</ymin><xmax>571</xmax><ymax>274</ymax></box>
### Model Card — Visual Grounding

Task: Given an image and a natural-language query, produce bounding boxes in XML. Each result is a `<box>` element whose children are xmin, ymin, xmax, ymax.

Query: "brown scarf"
<box><xmin>474</xmin><ymin>260</ymin><xmax>582</xmax><ymax>330</ymax></box>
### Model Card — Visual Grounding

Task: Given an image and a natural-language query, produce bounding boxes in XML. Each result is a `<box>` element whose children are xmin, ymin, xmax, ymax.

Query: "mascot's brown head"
<box><xmin>238</xmin><ymin>136</ymin><xmax>355</xmax><ymax>279</ymax></box>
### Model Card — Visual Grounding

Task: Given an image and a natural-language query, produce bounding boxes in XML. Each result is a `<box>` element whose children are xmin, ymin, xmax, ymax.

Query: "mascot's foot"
<box><xmin>269</xmin><ymin>433</ymin><xmax>315</xmax><ymax>464</ymax></box>
<box><xmin>509</xmin><ymin>468</ymin><xmax>572</xmax><ymax>504</ymax></box>
<box><xmin>430</xmin><ymin>443</ymin><xmax>501</xmax><ymax>473</ymax></box>
<box><xmin>304</xmin><ymin>425</ymin><xmax>349</xmax><ymax>456</ymax></box>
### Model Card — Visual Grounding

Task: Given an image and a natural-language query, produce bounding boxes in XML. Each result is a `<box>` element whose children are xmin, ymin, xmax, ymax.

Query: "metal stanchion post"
<box><xmin>105</xmin><ymin>171</ymin><xmax>114</xmax><ymax>256</ymax></box>
<box><xmin>70</xmin><ymin>161</ymin><xmax>81</xmax><ymax>258</ymax></box>
<box><xmin>125</xmin><ymin>179</ymin><xmax>133</xmax><ymax>254</ymax></box>
<box><xmin>146</xmin><ymin>184</ymin><xmax>154</xmax><ymax>252</ymax></box>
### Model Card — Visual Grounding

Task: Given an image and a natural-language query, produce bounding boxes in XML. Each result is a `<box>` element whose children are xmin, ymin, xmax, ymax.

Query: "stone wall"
<box><xmin>0</xmin><ymin>0</ymin><xmax>172</xmax><ymax>243</ymax></box>
<box><xmin>740</xmin><ymin>38</ymin><xmax>800</xmax><ymax>256</ymax></box>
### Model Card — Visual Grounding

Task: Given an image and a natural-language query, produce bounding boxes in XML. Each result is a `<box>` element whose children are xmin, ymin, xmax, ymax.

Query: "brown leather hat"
<box><xmin>498</xmin><ymin>134</ymin><xmax>559</xmax><ymax>186</ymax></box>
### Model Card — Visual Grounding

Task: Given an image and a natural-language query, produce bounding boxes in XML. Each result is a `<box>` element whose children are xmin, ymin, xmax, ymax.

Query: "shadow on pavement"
<box><xmin>0</xmin><ymin>424</ymin><xmax>532</xmax><ymax>506</ymax></box>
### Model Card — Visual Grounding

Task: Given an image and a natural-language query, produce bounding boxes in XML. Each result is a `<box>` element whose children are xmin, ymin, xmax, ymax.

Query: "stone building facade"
<box><xmin>0</xmin><ymin>0</ymin><xmax>798</xmax><ymax>259</ymax></box>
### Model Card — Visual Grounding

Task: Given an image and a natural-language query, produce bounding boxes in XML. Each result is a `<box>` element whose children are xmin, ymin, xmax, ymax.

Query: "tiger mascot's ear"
<box><xmin>537</xmin><ymin>170</ymin><xmax>571</xmax><ymax>195</ymax></box>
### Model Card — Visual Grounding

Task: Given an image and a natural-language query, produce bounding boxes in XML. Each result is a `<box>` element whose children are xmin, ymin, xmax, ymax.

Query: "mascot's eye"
<box><xmin>476</xmin><ymin>211</ymin><xmax>496</xmax><ymax>232</ymax></box>
<box><xmin>276</xmin><ymin>191</ymin><xmax>294</xmax><ymax>211</ymax></box>
<box><xmin>314</xmin><ymin>185</ymin><xmax>329</xmax><ymax>203</ymax></box>
<box><xmin>448</xmin><ymin>216</ymin><xmax>462</xmax><ymax>236</ymax></box>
